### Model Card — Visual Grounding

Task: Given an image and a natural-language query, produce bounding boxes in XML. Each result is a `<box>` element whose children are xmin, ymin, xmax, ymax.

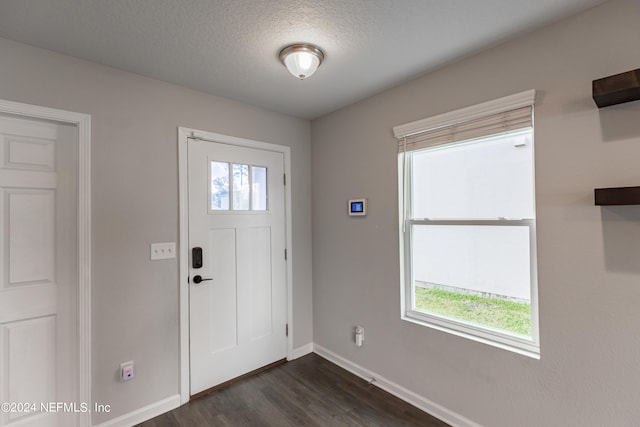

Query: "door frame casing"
<box><xmin>177</xmin><ymin>127</ymin><xmax>294</xmax><ymax>404</ymax></box>
<box><xmin>0</xmin><ymin>98</ymin><xmax>92</xmax><ymax>427</ymax></box>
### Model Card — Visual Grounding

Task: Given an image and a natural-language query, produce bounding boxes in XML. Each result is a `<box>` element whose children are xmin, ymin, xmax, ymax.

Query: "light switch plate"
<box><xmin>150</xmin><ymin>242</ymin><xmax>176</xmax><ymax>260</ymax></box>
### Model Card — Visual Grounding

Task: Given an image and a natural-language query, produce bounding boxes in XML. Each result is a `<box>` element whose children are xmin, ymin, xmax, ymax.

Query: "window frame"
<box><xmin>395</xmin><ymin>91</ymin><xmax>540</xmax><ymax>358</ymax></box>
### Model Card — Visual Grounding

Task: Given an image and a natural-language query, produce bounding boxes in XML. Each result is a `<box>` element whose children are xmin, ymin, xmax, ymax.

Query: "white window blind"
<box><xmin>393</xmin><ymin>90</ymin><xmax>536</xmax><ymax>153</ymax></box>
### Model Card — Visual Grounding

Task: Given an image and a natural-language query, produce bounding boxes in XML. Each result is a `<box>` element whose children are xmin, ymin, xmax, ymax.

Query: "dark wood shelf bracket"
<box><xmin>593</xmin><ymin>68</ymin><xmax>640</xmax><ymax>108</ymax></box>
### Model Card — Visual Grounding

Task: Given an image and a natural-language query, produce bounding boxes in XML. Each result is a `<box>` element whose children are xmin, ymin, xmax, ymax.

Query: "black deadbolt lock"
<box><xmin>192</xmin><ymin>247</ymin><xmax>203</xmax><ymax>269</ymax></box>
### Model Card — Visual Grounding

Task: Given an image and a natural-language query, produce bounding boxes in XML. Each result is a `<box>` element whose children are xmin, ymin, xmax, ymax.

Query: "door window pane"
<box><xmin>210</xmin><ymin>161</ymin><xmax>269</xmax><ymax>212</ymax></box>
<box><xmin>252</xmin><ymin>166</ymin><xmax>267</xmax><ymax>211</ymax></box>
<box><xmin>232</xmin><ymin>164</ymin><xmax>250</xmax><ymax>210</ymax></box>
<box><xmin>211</xmin><ymin>161</ymin><xmax>229</xmax><ymax>210</ymax></box>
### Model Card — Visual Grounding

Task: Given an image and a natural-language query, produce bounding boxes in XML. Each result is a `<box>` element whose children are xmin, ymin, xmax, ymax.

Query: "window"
<box><xmin>394</xmin><ymin>90</ymin><xmax>539</xmax><ymax>357</ymax></box>
<box><xmin>210</xmin><ymin>161</ymin><xmax>268</xmax><ymax>211</ymax></box>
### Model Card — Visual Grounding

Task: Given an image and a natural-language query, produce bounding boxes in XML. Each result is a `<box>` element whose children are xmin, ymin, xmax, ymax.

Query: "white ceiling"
<box><xmin>0</xmin><ymin>0</ymin><xmax>606</xmax><ymax>119</ymax></box>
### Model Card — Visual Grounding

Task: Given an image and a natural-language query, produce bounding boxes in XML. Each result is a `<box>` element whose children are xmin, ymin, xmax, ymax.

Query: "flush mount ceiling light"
<box><xmin>279</xmin><ymin>44</ymin><xmax>324</xmax><ymax>80</ymax></box>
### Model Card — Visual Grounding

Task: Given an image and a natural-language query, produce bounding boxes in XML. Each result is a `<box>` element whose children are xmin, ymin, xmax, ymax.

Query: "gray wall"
<box><xmin>311</xmin><ymin>0</ymin><xmax>640</xmax><ymax>425</ymax></box>
<box><xmin>0</xmin><ymin>37</ymin><xmax>313</xmax><ymax>423</ymax></box>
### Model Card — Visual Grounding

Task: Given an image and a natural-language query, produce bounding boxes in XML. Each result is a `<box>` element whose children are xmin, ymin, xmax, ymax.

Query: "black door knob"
<box><xmin>192</xmin><ymin>275</ymin><xmax>213</xmax><ymax>284</ymax></box>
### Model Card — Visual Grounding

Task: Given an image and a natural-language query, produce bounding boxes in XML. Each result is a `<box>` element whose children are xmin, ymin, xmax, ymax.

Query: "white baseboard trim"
<box><xmin>291</xmin><ymin>342</ymin><xmax>314</xmax><ymax>359</ymax></box>
<box><xmin>313</xmin><ymin>344</ymin><xmax>482</xmax><ymax>427</ymax></box>
<box><xmin>93</xmin><ymin>394</ymin><xmax>181</xmax><ymax>427</ymax></box>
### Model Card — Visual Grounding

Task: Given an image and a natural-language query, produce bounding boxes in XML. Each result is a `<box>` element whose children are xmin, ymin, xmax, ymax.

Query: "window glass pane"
<box><xmin>251</xmin><ymin>166</ymin><xmax>267</xmax><ymax>211</ymax></box>
<box><xmin>412</xmin><ymin>130</ymin><xmax>534</xmax><ymax>219</ymax></box>
<box><xmin>412</xmin><ymin>224</ymin><xmax>531</xmax><ymax>336</ymax></box>
<box><xmin>211</xmin><ymin>161</ymin><xmax>229</xmax><ymax>210</ymax></box>
<box><xmin>232</xmin><ymin>164</ymin><xmax>250</xmax><ymax>210</ymax></box>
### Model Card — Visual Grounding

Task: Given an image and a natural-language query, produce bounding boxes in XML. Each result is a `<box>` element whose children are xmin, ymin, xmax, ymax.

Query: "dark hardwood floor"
<box><xmin>137</xmin><ymin>354</ymin><xmax>449</xmax><ymax>427</ymax></box>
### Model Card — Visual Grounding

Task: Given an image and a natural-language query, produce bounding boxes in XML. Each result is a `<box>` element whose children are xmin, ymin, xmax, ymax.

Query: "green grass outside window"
<box><xmin>414</xmin><ymin>287</ymin><xmax>531</xmax><ymax>336</ymax></box>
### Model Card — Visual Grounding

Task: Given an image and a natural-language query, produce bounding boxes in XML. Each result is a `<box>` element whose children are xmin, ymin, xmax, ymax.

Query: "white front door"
<box><xmin>188</xmin><ymin>139</ymin><xmax>287</xmax><ymax>395</ymax></box>
<box><xmin>0</xmin><ymin>115</ymin><xmax>71</xmax><ymax>427</ymax></box>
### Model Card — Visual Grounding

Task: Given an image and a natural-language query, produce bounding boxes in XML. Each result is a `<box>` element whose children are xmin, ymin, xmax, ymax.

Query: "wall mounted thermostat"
<box><xmin>348</xmin><ymin>199</ymin><xmax>367</xmax><ymax>216</ymax></box>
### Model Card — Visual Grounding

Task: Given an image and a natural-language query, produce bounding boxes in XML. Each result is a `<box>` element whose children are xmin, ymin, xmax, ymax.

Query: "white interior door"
<box><xmin>188</xmin><ymin>139</ymin><xmax>287</xmax><ymax>395</ymax></box>
<box><xmin>0</xmin><ymin>115</ymin><xmax>74</xmax><ymax>427</ymax></box>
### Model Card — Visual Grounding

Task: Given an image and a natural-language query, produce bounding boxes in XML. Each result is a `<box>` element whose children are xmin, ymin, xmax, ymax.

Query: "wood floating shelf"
<box><xmin>593</xmin><ymin>68</ymin><xmax>640</xmax><ymax>108</ymax></box>
<box><xmin>594</xmin><ymin>186</ymin><xmax>640</xmax><ymax>206</ymax></box>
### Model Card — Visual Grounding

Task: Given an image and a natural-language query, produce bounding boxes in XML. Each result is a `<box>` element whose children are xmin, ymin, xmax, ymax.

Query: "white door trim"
<box><xmin>0</xmin><ymin>98</ymin><xmax>91</xmax><ymax>426</ymax></box>
<box><xmin>177</xmin><ymin>127</ymin><xmax>294</xmax><ymax>404</ymax></box>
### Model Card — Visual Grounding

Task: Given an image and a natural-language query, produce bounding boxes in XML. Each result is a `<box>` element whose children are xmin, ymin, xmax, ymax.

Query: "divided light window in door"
<box><xmin>210</xmin><ymin>161</ymin><xmax>267</xmax><ymax>211</ymax></box>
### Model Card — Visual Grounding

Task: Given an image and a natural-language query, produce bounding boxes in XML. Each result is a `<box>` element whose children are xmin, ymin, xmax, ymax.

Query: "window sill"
<box><xmin>402</xmin><ymin>310</ymin><xmax>540</xmax><ymax>359</ymax></box>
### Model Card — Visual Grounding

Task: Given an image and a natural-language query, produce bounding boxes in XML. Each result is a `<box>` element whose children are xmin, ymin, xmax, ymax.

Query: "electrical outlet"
<box><xmin>150</xmin><ymin>242</ymin><xmax>176</xmax><ymax>260</ymax></box>
<box><xmin>355</xmin><ymin>326</ymin><xmax>364</xmax><ymax>347</ymax></box>
<box><xmin>120</xmin><ymin>361</ymin><xmax>134</xmax><ymax>381</ymax></box>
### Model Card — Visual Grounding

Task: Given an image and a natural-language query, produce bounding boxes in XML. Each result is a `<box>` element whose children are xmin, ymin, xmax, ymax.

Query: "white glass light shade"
<box><xmin>283</xmin><ymin>51</ymin><xmax>320</xmax><ymax>79</ymax></box>
<box><xmin>279</xmin><ymin>44</ymin><xmax>324</xmax><ymax>80</ymax></box>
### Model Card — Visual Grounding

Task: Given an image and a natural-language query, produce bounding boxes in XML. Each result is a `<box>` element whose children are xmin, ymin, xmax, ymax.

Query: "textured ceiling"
<box><xmin>0</xmin><ymin>0</ymin><xmax>606</xmax><ymax>119</ymax></box>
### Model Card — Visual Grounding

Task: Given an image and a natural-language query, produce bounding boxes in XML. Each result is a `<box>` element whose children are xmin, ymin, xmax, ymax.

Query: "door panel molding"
<box><xmin>0</xmin><ymin>99</ymin><xmax>91</xmax><ymax>427</ymax></box>
<box><xmin>178</xmin><ymin>127</ymin><xmax>293</xmax><ymax>404</ymax></box>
